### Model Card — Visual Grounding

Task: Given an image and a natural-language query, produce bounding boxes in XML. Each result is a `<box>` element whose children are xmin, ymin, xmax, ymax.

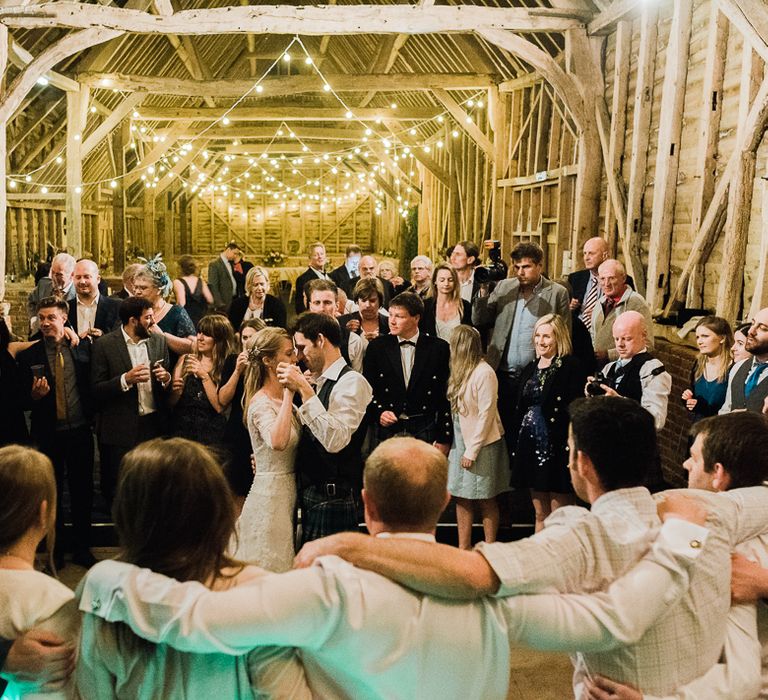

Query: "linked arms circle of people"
<box><xmin>3</xmin><ymin>235</ymin><xmax>768</xmax><ymax>698</ymax></box>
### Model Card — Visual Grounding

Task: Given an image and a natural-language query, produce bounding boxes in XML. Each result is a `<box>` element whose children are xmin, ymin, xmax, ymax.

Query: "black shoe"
<box><xmin>71</xmin><ymin>549</ymin><xmax>97</xmax><ymax>568</ymax></box>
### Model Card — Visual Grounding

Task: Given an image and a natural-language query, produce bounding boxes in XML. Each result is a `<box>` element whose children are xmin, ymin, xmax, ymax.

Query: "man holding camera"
<box><xmin>587</xmin><ymin>310</ymin><xmax>671</xmax><ymax>431</ymax></box>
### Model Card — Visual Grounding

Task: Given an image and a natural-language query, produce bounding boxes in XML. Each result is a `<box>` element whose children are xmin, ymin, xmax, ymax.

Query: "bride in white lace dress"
<box><xmin>235</xmin><ymin>327</ymin><xmax>299</xmax><ymax>572</ymax></box>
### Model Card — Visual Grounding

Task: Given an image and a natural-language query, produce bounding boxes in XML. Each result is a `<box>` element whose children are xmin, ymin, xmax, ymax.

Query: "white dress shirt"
<box><xmin>298</xmin><ymin>356</ymin><xmax>372</xmax><ymax>454</ymax></box>
<box><xmin>398</xmin><ymin>330</ymin><xmax>419</xmax><ymax>386</ymax></box>
<box><xmin>346</xmin><ymin>328</ymin><xmax>364</xmax><ymax>373</ymax></box>
<box><xmin>78</xmin><ymin>523</ymin><xmax>706</xmax><ymax>700</ymax></box>
<box><xmin>119</xmin><ymin>326</ymin><xmax>157</xmax><ymax>415</ymax></box>
<box><xmin>719</xmin><ymin>357</ymin><xmax>768</xmax><ymax>414</ymax></box>
<box><xmin>459</xmin><ymin>270</ymin><xmax>475</xmax><ymax>303</ymax></box>
<box><xmin>476</xmin><ymin>486</ymin><xmax>768</xmax><ymax>697</ymax></box>
<box><xmin>76</xmin><ymin>293</ymin><xmax>99</xmax><ymax>333</ymax></box>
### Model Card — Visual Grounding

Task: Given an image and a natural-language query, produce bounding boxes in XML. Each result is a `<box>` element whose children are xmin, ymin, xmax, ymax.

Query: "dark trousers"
<box><xmin>38</xmin><ymin>425</ymin><xmax>94</xmax><ymax>553</ymax></box>
<box><xmin>496</xmin><ymin>371</ymin><xmax>521</xmax><ymax>456</ymax></box>
<box><xmin>99</xmin><ymin>415</ymin><xmax>162</xmax><ymax>510</ymax></box>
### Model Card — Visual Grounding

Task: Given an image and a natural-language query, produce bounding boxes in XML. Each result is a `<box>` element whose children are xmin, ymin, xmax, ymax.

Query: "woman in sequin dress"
<box><xmin>514</xmin><ymin>313</ymin><xmax>586</xmax><ymax>531</ymax></box>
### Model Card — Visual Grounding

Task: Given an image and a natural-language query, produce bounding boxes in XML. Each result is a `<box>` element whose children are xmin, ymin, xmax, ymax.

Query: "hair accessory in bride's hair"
<box><xmin>246</xmin><ymin>344</ymin><xmax>262</xmax><ymax>364</ymax></box>
<box><xmin>139</xmin><ymin>253</ymin><xmax>172</xmax><ymax>298</ymax></box>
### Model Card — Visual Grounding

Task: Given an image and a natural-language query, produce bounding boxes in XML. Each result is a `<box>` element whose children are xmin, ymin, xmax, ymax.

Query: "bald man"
<box><xmin>69</xmin><ymin>259</ymin><xmax>121</xmax><ymax>338</ymax></box>
<box><xmin>591</xmin><ymin>259</ymin><xmax>652</xmax><ymax>363</ymax></box>
<box><xmin>590</xmin><ymin>310</ymin><xmax>671</xmax><ymax>431</ymax></box>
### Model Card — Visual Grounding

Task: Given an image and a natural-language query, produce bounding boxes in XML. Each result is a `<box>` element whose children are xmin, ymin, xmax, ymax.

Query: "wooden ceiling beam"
<box><xmin>0</xmin><ymin>3</ymin><xmax>593</xmax><ymax>34</ymax></box>
<box><xmin>719</xmin><ymin>0</ymin><xmax>768</xmax><ymax>65</ymax></box>
<box><xmin>431</xmin><ymin>87</ymin><xmax>494</xmax><ymax>159</ymax></box>
<box><xmin>78</xmin><ymin>71</ymin><xmax>497</xmax><ymax>96</ymax></box>
<box><xmin>137</xmin><ymin>106</ymin><xmax>443</xmax><ymax>121</ymax></box>
<box><xmin>123</xmin><ymin>121</ymin><xmax>191</xmax><ymax>187</ymax></box>
<box><xmin>358</xmin><ymin>34</ymin><xmax>409</xmax><ymax>108</ymax></box>
<box><xmin>160</xmin><ymin>126</ymin><xmax>368</xmax><ymax>141</ymax></box>
<box><xmin>82</xmin><ymin>91</ymin><xmax>146</xmax><ymax>158</ymax></box>
<box><xmin>587</xmin><ymin>0</ymin><xmax>644</xmax><ymax>35</ymax></box>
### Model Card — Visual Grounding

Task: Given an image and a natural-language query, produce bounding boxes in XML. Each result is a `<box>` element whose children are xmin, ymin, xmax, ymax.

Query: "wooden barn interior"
<box><xmin>1</xmin><ymin>0</ymin><xmax>767</xmax><ymax>479</ymax></box>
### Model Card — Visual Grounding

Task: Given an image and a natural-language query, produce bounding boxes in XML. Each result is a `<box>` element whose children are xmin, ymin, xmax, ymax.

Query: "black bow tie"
<box><xmin>399</xmin><ymin>340</ymin><xmax>416</xmax><ymax>348</ymax></box>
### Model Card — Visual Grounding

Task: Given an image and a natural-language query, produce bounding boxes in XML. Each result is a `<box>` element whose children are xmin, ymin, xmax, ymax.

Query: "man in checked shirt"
<box><xmin>297</xmin><ymin>396</ymin><xmax>768</xmax><ymax>699</ymax></box>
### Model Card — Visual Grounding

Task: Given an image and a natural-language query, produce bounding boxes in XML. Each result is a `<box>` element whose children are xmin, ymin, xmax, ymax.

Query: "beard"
<box><xmin>136</xmin><ymin>323</ymin><xmax>151</xmax><ymax>340</ymax></box>
<box><xmin>747</xmin><ymin>336</ymin><xmax>768</xmax><ymax>356</ymax></box>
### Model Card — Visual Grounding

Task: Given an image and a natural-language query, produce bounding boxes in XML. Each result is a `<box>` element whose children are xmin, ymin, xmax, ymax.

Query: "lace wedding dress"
<box><xmin>235</xmin><ymin>393</ymin><xmax>300</xmax><ymax>572</ymax></box>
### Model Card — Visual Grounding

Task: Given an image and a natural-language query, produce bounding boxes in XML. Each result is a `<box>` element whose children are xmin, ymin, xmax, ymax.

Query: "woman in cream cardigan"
<box><xmin>446</xmin><ymin>326</ymin><xmax>510</xmax><ymax>550</ymax></box>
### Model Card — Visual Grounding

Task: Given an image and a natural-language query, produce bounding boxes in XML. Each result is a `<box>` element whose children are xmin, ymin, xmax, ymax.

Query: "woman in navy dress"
<box><xmin>514</xmin><ymin>313</ymin><xmax>586</xmax><ymax>531</ymax></box>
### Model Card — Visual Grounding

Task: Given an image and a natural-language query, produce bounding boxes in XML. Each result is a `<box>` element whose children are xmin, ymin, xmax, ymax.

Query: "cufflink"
<box><xmin>92</xmin><ymin>598</ymin><xmax>101</xmax><ymax>611</ymax></box>
<box><xmin>690</xmin><ymin>539</ymin><xmax>702</xmax><ymax>549</ymax></box>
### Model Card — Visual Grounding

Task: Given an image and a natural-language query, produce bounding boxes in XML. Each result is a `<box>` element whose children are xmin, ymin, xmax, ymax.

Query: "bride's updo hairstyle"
<box><xmin>114</xmin><ymin>438</ymin><xmax>243</xmax><ymax>585</ymax></box>
<box><xmin>241</xmin><ymin>326</ymin><xmax>291</xmax><ymax>420</ymax></box>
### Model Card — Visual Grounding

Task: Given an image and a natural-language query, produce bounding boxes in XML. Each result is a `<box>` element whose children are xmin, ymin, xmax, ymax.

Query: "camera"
<box><xmin>586</xmin><ymin>372</ymin><xmax>614</xmax><ymax>396</ymax></box>
<box><xmin>474</xmin><ymin>240</ymin><xmax>508</xmax><ymax>285</ymax></box>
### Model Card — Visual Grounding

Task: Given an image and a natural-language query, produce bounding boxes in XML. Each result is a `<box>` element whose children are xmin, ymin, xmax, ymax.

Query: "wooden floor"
<box><xmin>60</xmin><ymin>548</ymin><xmax>575</xmax><ymax>699</ymax></box>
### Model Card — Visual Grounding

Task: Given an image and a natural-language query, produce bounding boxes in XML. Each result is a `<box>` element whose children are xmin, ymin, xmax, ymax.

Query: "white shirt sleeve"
<box><xmin>640</xmin><ymin>360</ymin><xmax>672</xmax><ymax>430</ymax></box>
<box><xmin>297</xmin><ymin>370</ymin><xmax>372</xmax><ymax>453</ymax></box>
<box><xmin>78</xmin><ymin>559</ymin><xmax>349</xmax><ymax>654</ymax></box>
<box><xmin>501</xmin><ymin>518</ymin><xmax>709</xmax><ymax>651</ymax></box>
<box><xmin>347</xmin><ymin>332</ymin><xmax>364</xmax><ymax>373</ymax></box>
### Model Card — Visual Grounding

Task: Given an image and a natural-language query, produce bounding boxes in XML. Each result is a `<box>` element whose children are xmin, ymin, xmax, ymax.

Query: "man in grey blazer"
<box><xmin>207</xmin><ymin>242</ymin><xmax>239</xmax><ymax>313</ymax></box>
<box><xmin>473</xmin><ymin>241</ymin><xmax>570</xmax><ymax>452</ymax></box>
<box><xmin>91</xmin><ymin>296</ymin><xmax>172</xmax><ymax>508</ymax></box>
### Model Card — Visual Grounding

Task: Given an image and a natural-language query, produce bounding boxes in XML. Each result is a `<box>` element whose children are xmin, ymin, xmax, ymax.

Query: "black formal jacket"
<box><xmin>17</xmin><ymin>337</ymin><xmax>93</xmax><ymax>440</ymax></box>
<box><xmin>338</xmin><ymin>311</ymin><xmax>389</xmax><ymax>338</ymax></box>
<box><xmin>90</xmin><ymin>328</ymin><xmax>170</xmax><ymax>446</ymax></box>
<box><xmin>294</xmin><ymin>267</ymin><xmax>325</xmax><ymax>314</ymax></box>
<box><xmin>228</xmin><ymin>294</ymin><xmax>287</xmax><ymax>330</ymax></box>
<box><xmin>513</xmin><ymin>354</ymin><xmax>586</xmax><ymax>465</ymax></box>
<box><xmin>329</xmin><ymin>264</ymin><xmax>359</xmax><ymax>297</ymax></box>
<box><xmin>68</xmin><ymin>295</ymin><xmax>122</xmax><ymax>335</ymax></box>
<box><xmin>419</xmin><ymin>298</ymin><xmax>472</xmax><ymax>338</ymax></box>
<box><xmin>363</xmin><ymin>333</ymin><xmax>452</xmax><ymax>444</ymax></box>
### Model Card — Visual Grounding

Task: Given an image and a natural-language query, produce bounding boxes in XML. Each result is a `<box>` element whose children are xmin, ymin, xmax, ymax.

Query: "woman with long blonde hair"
<box><xmin>514</xmin><ymin>314</ymin><xmax>586</xmax><ymax>531</ymax></box>
<box><xmin>0</xmin><ymin>445</ymin><xmax>79</xmax><ymax>699</ymax></box>
<box><xmin>236</xmin><ymin>327</ymin><xmax>300</xmax><ymax>572</ymax></box>
<box><xmin>446</xmin><ymin>326</ymin><xmax>510</xmax><ymax>549</ymax></box>
<box><xmin>170</xmin><ymin>314</ymin><xmax>235</xmax><ymax>452</ymax></box>
<box><xmin>421</xmin><ymin>263</ymin><xmax>472</xmax><ymax>341</ymax></box>
<box><xmin>681</xmin><ymin>316</ymin><xmax>733</xmax><ymax>420</ymax></box>
<box><xmin>76</xmin><ymin>438</ymin><xmax>308</xmax><ymax>698</ymax></box>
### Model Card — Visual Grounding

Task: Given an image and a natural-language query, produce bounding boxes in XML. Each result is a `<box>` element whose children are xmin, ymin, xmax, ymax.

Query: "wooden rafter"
<box><xmin>82</xmin><ymin>92</ymin><xmax>145</xmax><ymax>159</ymax></box>
<box><xmin>587</xmin><ymin>0</ymin><xmax>644</xmax><ymax>35</ymax></box>
<box><xmin>0</xmin><ymin>3</ymin><xmax>592</xmax><ymax>34</ymax></box>
<box><xmin>136</xmin><ymin>106</ymin><xmax>443</xmax><ymax>121</ymax></box>
<box><xmin>78</xmin><ymin>71</ymin><xmax>497</xmax><ymax>96</ymax></box>
<box><xmin>431</xmin><ymin>87</ymin><xmax>494</xmax><ymax>160</ymax></box>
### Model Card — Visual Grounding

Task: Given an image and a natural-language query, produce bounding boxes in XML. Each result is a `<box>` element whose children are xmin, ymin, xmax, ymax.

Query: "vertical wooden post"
<box><xmin>0</xmin><ymin>24</ymin><xmax>7</xmax><ymax>302</ymax></box>
<box><xmin>686</xmin><ymin>2</ymin><xmax>729</xmax><ymax>308</ymax></box>
<box><xmin>749</xmin><ymin>180</ymin><xmax>768</xmax><ymax>317</ymax></box>
<box><xmin>604</xmin><ymin>20</ymin><xmax>631</xmax><ymax>254</ymax></box>
<box><xmin>66</xmin><ymin>86</ymin><xmax>89</xmax><ymax>257</ymax></box>
<box><xmin>624</xmin><ymin>5</ymin><xmax>658</xmax><ymax>298</ymax></box>
<box><xmin>112</xmin><ymin>121</ymin><xmax>126</xmax><ymax>272</ymax></box>
<box><xmin>717</xmin><ymin>46</ymin><xmax>763</xmax><ymax>320</ymax></box>
<box><xmin>179</xmin><ymin>193</ymin><xmax>189</xmax><ymax>254</ymax></box>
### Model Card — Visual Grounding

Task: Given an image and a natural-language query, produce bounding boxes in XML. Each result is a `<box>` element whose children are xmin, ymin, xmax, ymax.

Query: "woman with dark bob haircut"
<box><xmin>76</xmin><ymin>438</ymin><xmax>309</xmax><ymax>698</ymax></box>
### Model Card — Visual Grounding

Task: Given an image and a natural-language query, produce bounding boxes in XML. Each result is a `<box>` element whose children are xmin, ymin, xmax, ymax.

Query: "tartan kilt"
<box><xmin>299</xmin><ymin>484</ymin><xmax>360</xmax><ymax>545</ymax></box>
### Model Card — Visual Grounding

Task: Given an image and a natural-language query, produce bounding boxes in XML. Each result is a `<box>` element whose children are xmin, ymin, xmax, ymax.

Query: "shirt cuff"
<box><xmin>120</xmin><ymin>373</ymin><xmax>130</xmax><ymax>392</ymax></box>
<box><xmin>297</xmin><ymin>394</ymin><xmax>325</xmax><ymax>425</ymax></box>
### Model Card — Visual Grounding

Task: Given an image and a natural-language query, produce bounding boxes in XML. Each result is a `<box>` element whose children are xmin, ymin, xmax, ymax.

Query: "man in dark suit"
<box><xmin>295</xmin><ymin>241</ymin><xmax>330</xmax><ymax>314</ymax></box>
<box><xmin>329</xmin><ymin>244</ymin><xmax>362</xmax><ymax>298</ymax></box>
<box><xmin>91</xmin><ymin>296</ymin><xmax>172</xmax><ymax>509</ymax></box>
<box><xmin>17</xmin><ymin>296</ymin><xmax>95</xmax><ymax>567</ymax></box>
<box><xmin>363</xmin><ymin>292</ymin><xmax>452</xmax><ymax>452</ymax></box>
<box><xmin>207</xmin><ymin>241</ymin><xmax>239</xmax><ymax>313</ymax></box>
<box><xmin>450</xmin><ymin>240</ymin><xmax>483</xmax><ymax>303</ymax></box>
<box><xmin>69</xmin><ymin>259</ymin><xmax>121</xmax><ymax>338</ymax></box>
<box><xmin>720</xmin><ymin>307</ymin><xmax>768</xmax><ymax>414</ymax></box>
<box><xmin>359</xmin><ymin>255</ymin><xmax>395</xmax><ymax>308</ymax></box>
